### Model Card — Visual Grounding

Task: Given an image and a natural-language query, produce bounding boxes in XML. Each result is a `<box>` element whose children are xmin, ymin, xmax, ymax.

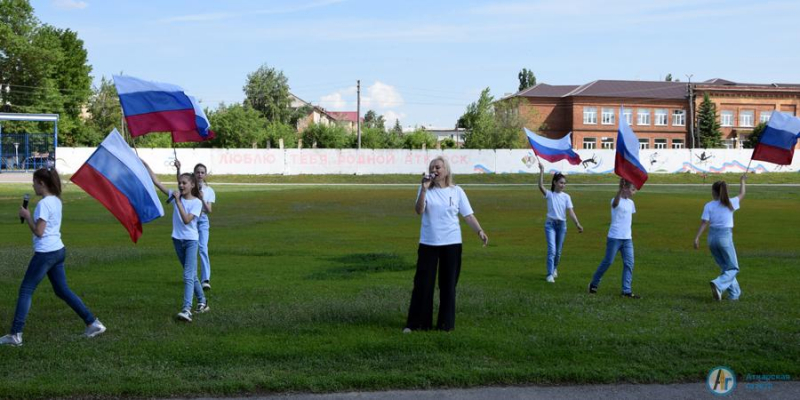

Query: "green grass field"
<box><xmin>0</xmin><ymin>176</ymin><xmax>798</xmax><ymax>398</ymax></box>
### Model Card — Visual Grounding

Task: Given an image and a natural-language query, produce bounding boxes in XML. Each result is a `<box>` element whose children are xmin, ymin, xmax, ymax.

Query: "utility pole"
<box><xmin>357</xmin><ymin>80</ymin><xmax>361</xmax><ymax>149</ymax></box>
<box><xmin>686</xmin><ymin>74</ymin><xmax>695</xmax><ymax>149</ymax></box>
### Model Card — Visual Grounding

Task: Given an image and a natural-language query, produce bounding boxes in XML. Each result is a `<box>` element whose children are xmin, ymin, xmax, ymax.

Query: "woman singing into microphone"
<box><xmin>404</xmin><ymin>156</ymin><xmax>488</xmax><ymax>333</ymax></box>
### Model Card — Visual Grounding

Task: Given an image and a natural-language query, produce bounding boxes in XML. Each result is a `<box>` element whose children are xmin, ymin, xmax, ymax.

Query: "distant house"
<box><xmin>507</xmin><ymin>79</ymin><xmax>800</xmax><ymax>149</ymax></box>
<box><xmin>328</xmin><ymin>111</ymin><xmax>363</xmax><ymax>132</ymax></box>
<box><xmin>428</xmin><ymin>128</ymin><xmax>466</xmax><ymax>147</ymax></box>
<box><xmin>290</xmin><ymin>93</ymin><xmax>338</xmax><ymax>133</ymax></box>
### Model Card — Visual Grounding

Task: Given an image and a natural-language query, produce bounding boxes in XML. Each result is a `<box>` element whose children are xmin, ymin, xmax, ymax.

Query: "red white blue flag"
<box><xmin>615</xmin><ymin>107</ymin><xmax>648</xmax><ymax>189</ymax></box>
<box><xmin>171</xmin><ymin>96</ymin><xmax>216</xmax><ymax>142</ymax></box>
<box><xmin>751</xmin><ymin>111</ymin><xmax>800</xmax><ymax>165</ymax></box>
<box><xmin>70</xmin><ymin>129</ymin><xmax>164</xmax><ymax>243</ymax></box>
<box><xmin>525</xmin><ymin>128</ymin><xmax>582</xmax><ymax>165</ymax></box>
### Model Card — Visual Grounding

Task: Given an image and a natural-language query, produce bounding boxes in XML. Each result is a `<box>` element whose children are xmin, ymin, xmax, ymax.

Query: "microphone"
<box><xmin>21</xmin><ymin>193</ymin><xmax>30</xmax><ymax>224</ymax></box>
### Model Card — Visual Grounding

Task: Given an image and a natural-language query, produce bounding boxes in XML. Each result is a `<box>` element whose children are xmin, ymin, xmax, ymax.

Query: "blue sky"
<box><xmin>33</xmin><ymin>0</ymin><xmax>800</xmax><ymax>129</ymax></box>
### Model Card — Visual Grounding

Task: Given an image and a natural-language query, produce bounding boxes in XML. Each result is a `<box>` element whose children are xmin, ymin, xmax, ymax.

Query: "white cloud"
<box><xmin>160</xmin><ymin>0</ymin><xmax>346</xmax><ymax>24</ymax></box>
<box><xmin>363</xmin><ymin>81</ymin><xmax>404</xmax><ymax>109</ymax></box>
<box><xmin>320</xmin><ymin>92</ymin><xmax>348</xmax><ymax>110</ymax></box>
<box><xmin>53</xmin><ymin>0</ymin><xmax>88</xmax><ymax>10</ymax></box>
<box><xmin>382</xmin><ymin>110</ymin><xmax>406</xmax><ymax>126</ymax></box>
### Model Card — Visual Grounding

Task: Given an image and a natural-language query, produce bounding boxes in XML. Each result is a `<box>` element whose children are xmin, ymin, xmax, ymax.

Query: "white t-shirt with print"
<box><xmin>169</xmin><ymin>190</ymin><xmax>203</xmax><ymax>240</ymax></box>
<box><xmin>417</xmin><ymin>186</ymin><xmax>474</xmax><ymax>246</ymax></box>
<box><xmin>701</xmin><ymin>197</ymin><xmax>740</xmax><ymax>228</ymax></box>
<box><xmin>607</xmin><ymin>197</ymin><xmax>636</xmax><ymax>240</ymax></box>
<box><xmin>544</xmin><ymin>190</ymin><xmax>573</xmax><ymax>221</ymax></box>
<box><xmin>32</xmin><ymin>195</ymin><xmax>65</xmax><ymax>253</ymax></box>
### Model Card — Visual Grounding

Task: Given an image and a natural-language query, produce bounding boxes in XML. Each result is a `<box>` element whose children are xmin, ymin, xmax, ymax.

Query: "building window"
<box><xmin>720</xmin><ymin>110</ymin><xmax>734</xmax><ymax>127</ymax></box>
<box><xmin>583</xmin><ymin>137</ymin><xmax>597</xmax><ymax>149</ymax></box>
<box><xmin>655</xmin><ymin>109</ymin><xmax>668</xmax><ymax>126</ymax></box>
<box><xmin>623</xmin><ymin>109</ymin><xmax>633</xmax><ymax>125</ymax></box>
<box><xmin>672</xmin><ymin>139</ymin><xmax>684</xmax><ymax>149</ymax></box>
<box><xmin>722</xmin><ymin>139</ymin><xmax>736</xmax><ymax>149</ymax></box>
<box><xmin>740</xmin><ymin>110</ymin><xmax>754</xmax><ymax>127</ymax></box>
<box><xmin>601</xmin><ymin>137</ymin><xmax>614</xmax><ymax>149</ymax></box>
<box><xmin>760</xmin><ymin>111</ymin><xmax>772</xmax><ymax>123</ymax></box>
<box><xmin>601</xmin><ymin>108</ymin><xmax>615</xmax><ymax>125</ymax></box>
<box><xmin>639</xmin><ymin>138</ymin><xmax>650</xmax><ymax>149</ymax></box>
<box><xmin>583</xmin><ymin>107</ymin><xmax>597</xmax><ymax>124</ymax></box>
<box><xmin>672</xmin><ymin>110</ymin><xmax>685</xmax><ymax>126</ymax></box>
<box><xmin>654</xmin><ymin>138</ymin><xmax>667</xmax><ymax>149</ymax></box>
<box><xmin>637</xmin><ymin>109</ymin><xmax>650</xmax><ymax>125</ymax></box>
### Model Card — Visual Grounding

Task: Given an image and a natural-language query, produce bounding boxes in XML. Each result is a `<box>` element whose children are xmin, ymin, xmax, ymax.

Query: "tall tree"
<box><xmin>665</xmin><ymin>73</ymin><xmax>673</xmax><ymax>82</ymax></box>
<box><xmin>742</xmin><ymin>122</ymin><xmax>767</xmax><ymax>149</ymax></box>
<box><xmin>518</xmin><ymin>68</ymin><xmax>536</xmax><ymax>92</ymax></box>
<box><xmin>363</xmin><ymin>110</ymin><xmax>386</xmax><ymax>130</ymax></box>
<box><xmin>243</xmin><ymin>64</ymin><xmax>291</xmax><ymax>123</ymax></box>
<box><xmin>697</xmin><ymin>92</ymin><xmax>722</xmax><ymax>148</ymax></box>
<box><xmin>207</xmin><ymin>103</ymin><xmax>268</xmax><ymax>148</ymax></box>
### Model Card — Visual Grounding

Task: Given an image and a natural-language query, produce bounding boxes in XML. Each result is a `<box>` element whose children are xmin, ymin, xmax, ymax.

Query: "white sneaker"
<box><xmin>201</xmin><ymin>281</ymin><xmax>211</xmax><ymax>291</ymax></box>
<box><xmin>195</xmin><ymin>303</ymin><xmax>210</xmax><ymax>314</ymax></box>
<box><xmin>0</xmin><ymin>333</ymin><xmax>22</xmax><ymax>347</ymax></box>
<box><xmin>553</xmin><ymin>269</ymin><xmax>558</xmax><ymax>279</ymax></box>
<box><xmin>710</xmin><ymin>282</ymin><xmax>722</xmax><ymax>301</ymax></box>
<box><xmin>176</xmin><ymin>310</ymin><xmax>193</xmax><ymax>322</ymax></box>
<box><xmin>84</xmin><ymin>319</ymin><xmax>107</xmax><ymax>338</ymax></box>
<box><xmin>546</xmin><ymin>275</ymin><xmax>555</xmax><ymax>283</ymax></box>
<box><xmin>402</xmin><ymin>328</ymin><xmax>412</xmax><ymax>334</ymax></box>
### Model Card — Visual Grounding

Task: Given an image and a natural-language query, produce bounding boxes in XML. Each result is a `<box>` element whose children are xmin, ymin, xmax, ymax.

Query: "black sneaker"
<box><xmin>621</xmin><ymin>292</ymin><xmax>641</xmax><ymax>299</ymax></box>
<box><xmin>588</xmin><ymin>284</ymin><xmax>598</xmax><ymax>294</ymax></box>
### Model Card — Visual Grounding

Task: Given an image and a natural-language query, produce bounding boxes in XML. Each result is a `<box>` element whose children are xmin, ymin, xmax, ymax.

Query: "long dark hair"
<box><xmin>179</xmin><ymin>173</ymin><xmax>200</xmax><ymax>198</ymax></box>
<box><xmin>33</xmin><ymin>167</ymin><xmax>61</xmax><ymax>198</ymax></box>
<box><xmin>712</xmin><ymin>181</ymin><xmax>733</xmax><ymax>211</ymax></box>
<box><xmin>551</xmin><ymin>172</ymin><xmax>566</xmax><ymax>192</ymax></box>
<box><xmin>194</xmin><ymin>163</ymin><xmax>208</xmax><ymax>183</ymax></box>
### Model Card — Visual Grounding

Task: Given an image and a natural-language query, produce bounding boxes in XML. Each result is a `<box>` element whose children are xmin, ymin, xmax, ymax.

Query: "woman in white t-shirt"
<box><xmin>694</xmin><ymin>174</ymin><xmax>746</xmax><ymax>301</ymax></box>
<box><xmin>404</xmin><ymin>156</ymin><xmax>488</xmax><ymax>332</ymax></box>
<box><xmin>588</xmin><ymin>179</ymin><xmax>640</xmax><ymax>298</ymax></box>
<box><xmin>537</xmin><ymin>163</ymin><xmax>583</xmax><ymax>283</ymax></box>
<box><xmin>0</xmin><ymin>168</ymin><xmax>105</xmax><ymax>347</ymax></box>
<box><xmin>144</xmin><ymin>160</ymin><xmax>207</xmax><ymax>322</ymax></box>
<box><xmin>193</xmin><ymin>163</ymin><xmax>215</xmax><ymax>291</ymax></box>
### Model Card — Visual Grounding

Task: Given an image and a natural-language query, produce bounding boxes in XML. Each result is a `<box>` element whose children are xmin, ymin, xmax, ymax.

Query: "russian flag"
<box><xmin>525</xmin><ymin>128</ymin><xmax>582</xmax><ymax>165</ymax></box>
<box><xmin>171</xmin><ymin>96</ymin><xmax>216</xmax><ymax>142</ymax></box>
<box><xmin>615</xmin><ymin>107</ymin><xmax>648</xmax><ymax>189</ymax></box>
<box><xmin>751</xmin><ymin>111</ymin><xmax>800</xmax><ymax>165</ymax></box>
<box><xmin>70</xmin><ymin>129</ymin><xmax>164</xmax><ymax>243</ymax></box>
<box><xmin>113</xmin><ymin>75</ymin><xmax>197</xmax><ymax>137</ymax></box>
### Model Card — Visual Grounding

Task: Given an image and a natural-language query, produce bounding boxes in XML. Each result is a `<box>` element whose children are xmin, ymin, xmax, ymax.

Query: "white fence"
<box><xmin>53</xmin><ymin>148</ymin><xmax>800</xmax><ymax>175</ymax></box>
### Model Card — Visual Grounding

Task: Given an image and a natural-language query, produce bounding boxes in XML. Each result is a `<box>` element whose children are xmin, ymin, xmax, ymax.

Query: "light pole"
<box><xmin>686</xmin><ymin>74</ymin><xmax>695</xmax><ymax>149</ymax></box>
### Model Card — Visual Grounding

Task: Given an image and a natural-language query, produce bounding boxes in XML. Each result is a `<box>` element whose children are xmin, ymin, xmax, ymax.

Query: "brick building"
<box><xmin>510</xmin><ymin>79</ymin><xmax>800</xmax><ymax>150</ymax></box>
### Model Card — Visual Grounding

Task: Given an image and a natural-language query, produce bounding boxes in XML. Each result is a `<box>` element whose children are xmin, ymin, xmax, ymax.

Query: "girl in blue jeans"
<box><xmin>0</xmin><ymin>168</ymin><xmax>105</xmax><ymax>346</ymax></box>
<box><xmin>589</xmin><ymin>179</ymin><xmax>640</xmax><ymax>298</ymax></box>
<box><xmin>193</xmin><ymin>163</ymin><xmax>215</xmax><ymax>291</ymax></box>
<box><xmin>144</xmin><ymin>159</ymin><xmax>207</xmax><ymax>322</ymax></box>
<box><xmin>694</xmin><ymin>174</ymin><xmax>746</xmax><ymax>301</ymax></box>
<box><xmin>537</xmin><ymin>163</ymin><xmax>583</xmax><ymax>282</ymax></box>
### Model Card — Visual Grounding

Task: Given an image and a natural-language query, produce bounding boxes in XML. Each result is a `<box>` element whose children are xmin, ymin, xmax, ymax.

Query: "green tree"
<box><xmin>742</xmin><ymin>121</ymin><xmax>767</xmax><ymax>149</ymax></box>
<box><xmin>85</xmin><ymin>76</ymin><xmax>122</xmax><ymax>144</ymax></box>
<box><xmin>518</xmin><ymin>68</ymin><xmax>536</xmax><ymax>91</ymax></box>
<box><xmin>302</xmin><ymin>123</ymin><xmax>350</xmax><ymax>148</ymax></box>
<box><xmin>402</xmin><ymin>128</ymin><xmax>436</xmax><ymax>149</ymax></box>
<box><xmin>697</xmin><ymin>93</ymin><xmax>722</xmax><ymax>148</ymax></box>
<box><xmin>206</xmin><ymin>103</ymin><xmax>267</xmax><ymax>148</ymax></box>
<box><xmin>265</xmin><ymin>120</ymin><xmax>297</xmax><ymax>148</ymax></box>
<box><xmin>243</xmin><ymin>64</ymin><xmax>291</xmax><ymax>123</ymax></box>
<box><xmin>665</xmin><ymin>73</ymin><xmax>673</xmax><ymax>82</ymax></box>
<box><xmin>460</xmin><ymin>88</ymin><xmax>526</xmax><ymax>149</ymax></box>
<box><xmin>391</xmin><ymin>118</ymin><xmax>403</xmax><ymax>136</ymax></box>
<box><xmin>363</xmin><ymin>110</ymin><xmax>386</xmax><ymax>130</ymax></box>
<box><xmin>440</xmin><ymin>137</ymin><xmax>457</xmax><ymax>149</ymax></box>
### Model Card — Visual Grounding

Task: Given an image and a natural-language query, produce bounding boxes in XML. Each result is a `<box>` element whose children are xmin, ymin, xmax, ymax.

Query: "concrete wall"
<box><xmin>54</xmin><ymin>148</ymin><xmax>800</xmax><ymax>175</ymax></box>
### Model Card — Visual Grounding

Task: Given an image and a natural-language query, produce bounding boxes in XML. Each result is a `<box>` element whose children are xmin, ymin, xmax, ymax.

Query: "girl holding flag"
<box><xmin>193</xmin><ymin>163</ymin><xmax>215</xmax><ymax>291</ymax></box>
<box><xmin>143</xmin><ymin>159</ymin><xmax>208</xmax><ymax>322</ymax></box>
<box><xmin>537</xmin><ymin>162</ymin><xmax>583</xmax><ymax>283</ymax></box>
<box><xmin>693</xmin><ymin>174</ymin><xmax>747</xmax><ymax>301</ymax></box>
<box><xmin>1</xmin><ymin>168</ymin><xmax>106</xmax><ymax>346</ymax></box>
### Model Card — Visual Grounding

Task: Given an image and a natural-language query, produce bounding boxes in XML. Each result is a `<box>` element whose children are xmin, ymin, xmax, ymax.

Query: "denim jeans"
<box><xmin>172</xmin><ymin>238</ymin><xmax>206</xmax><ymax>311</ymax></box>
<box><xmin>708</xmin><ymin>227</ymin><xmax>741</xmax><ymax>300</ymax></box>
<box><xmin>10</xmin><ymin>247</ymin><xmax>95</xmax><ymax>334</ymax></box>
<box><xmin>544</xmin><ymin>219</ymin><xmax>567</xmax><ymax>276</ymax></box>
<box><xmin>591</xmin><ymin>237</ymin><xmax>635</xmax><ymax>294</ymax></box>
<box><xmin>197</xmin><ymin>214</ymin><xmax>211</xmax><ymax>283</ymax></box>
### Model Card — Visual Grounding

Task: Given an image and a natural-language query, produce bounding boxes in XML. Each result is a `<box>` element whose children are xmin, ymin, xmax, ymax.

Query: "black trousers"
<box><xmin>405</xmin><ymin>243</ymin><xmax>462</xmax><ymax>331</ymax></box>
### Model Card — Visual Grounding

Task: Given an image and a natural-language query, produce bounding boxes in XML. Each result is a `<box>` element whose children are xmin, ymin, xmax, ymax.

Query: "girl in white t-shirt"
<box><xmin>537</xmin><ymin>163</ymin><xmax>583</xmax><ymax>283</ymax></box>
<box><xmin>193</xmin><ymin>163</ymin><xmax>215</xmax><ymax>291</ymax></box>
<box><xmin>589</xmin><ymin>179</ymin><xmax>640</xmax><ymax>298</ymax></box>
<box><xmin>1</xmin><ymin>168</ymin><xmax>105</xmax><ymax>347</ymax></box>
<box><xmin>404</xmin><ymin>156</ymin><xmax>488</xmax><ymax>332</ymax></box>
<box><xmin>694</xmin><ymin>175</ymin><xmax>746</xmax><ymax>301</ymax></box>
<box><xmin>144</xmin><ymin>160</ymin><xmax>207</xmax><ymax>322</ymax></box>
